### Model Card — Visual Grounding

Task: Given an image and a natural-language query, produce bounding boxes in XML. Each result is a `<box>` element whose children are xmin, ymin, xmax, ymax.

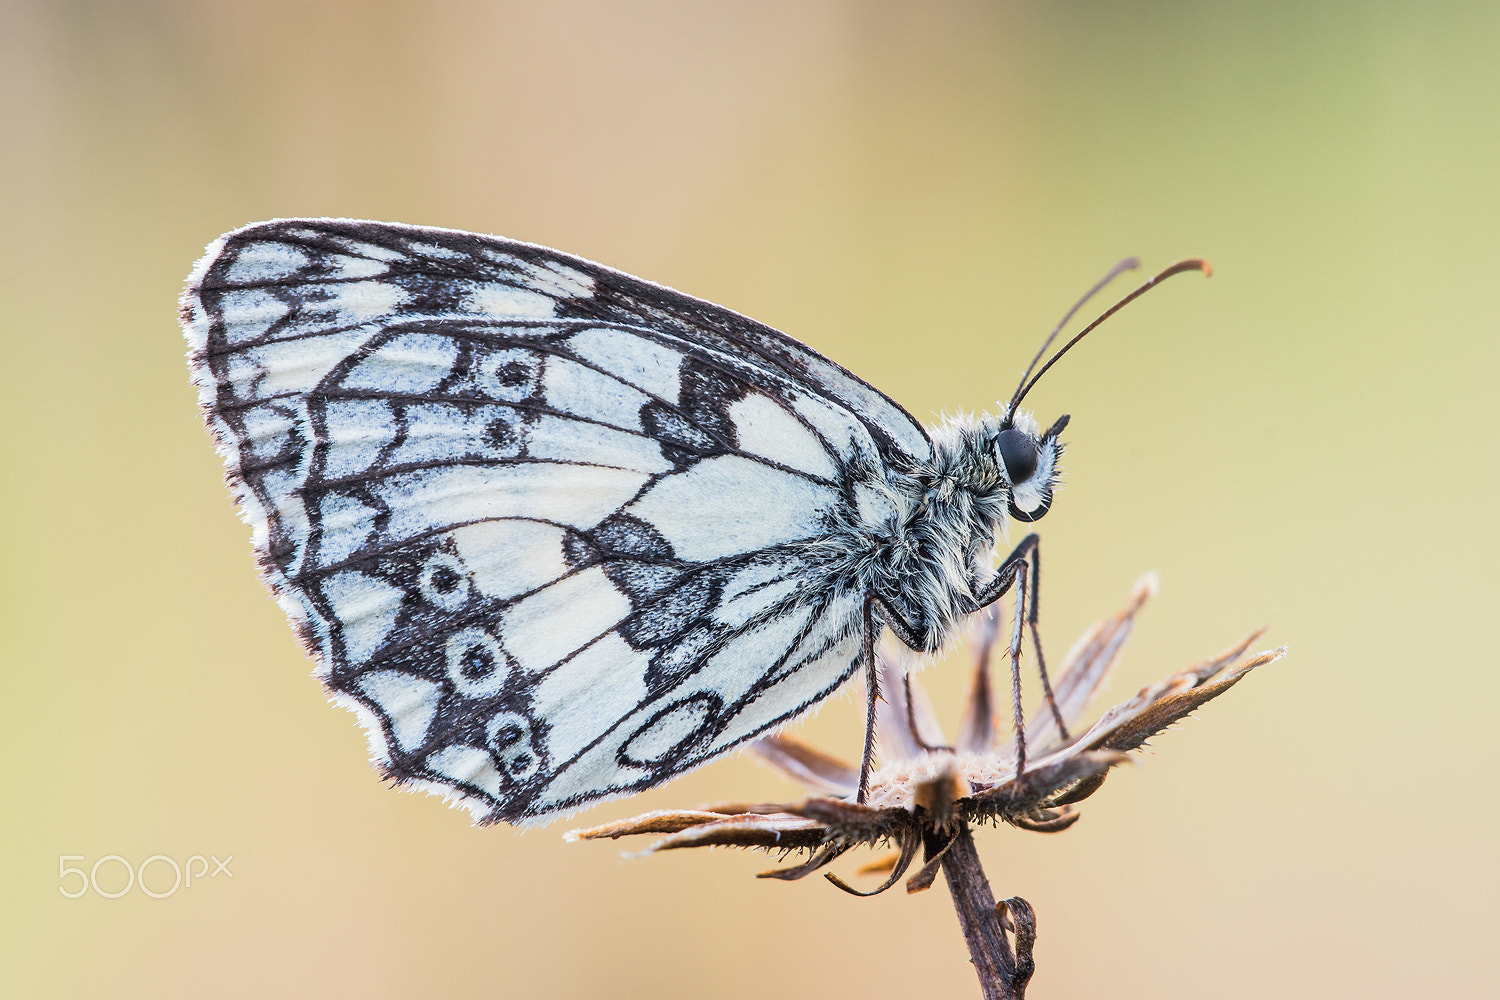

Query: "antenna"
<box><xmin>1008</xmin><ymin>257</ymin><xmax>1140</xmax><ymax>415</ymax></box>
<box><xmin>1008</xmin><ymin>258</ymin><xmax>1212</xmax><ymax>416</ymax></box>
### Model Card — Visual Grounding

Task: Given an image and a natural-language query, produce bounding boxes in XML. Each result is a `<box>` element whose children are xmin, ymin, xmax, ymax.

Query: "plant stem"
<box><xmin>934</xmin><ymin>824</ymin><xmax>1036</xmax><ymax>1000</ymax></box>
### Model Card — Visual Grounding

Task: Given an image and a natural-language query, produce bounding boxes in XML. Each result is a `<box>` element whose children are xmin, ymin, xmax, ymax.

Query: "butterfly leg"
<box><xmin>970</xmin><ymin>535</ymin><xmax>1069</xmax><ymax>778</ymax></box>
<box><xmin>1003</xmin><ymin>560</ymin><xmax>1032</xmax><ymax>778</ymax></box>
<box><xmin>857</xmin><ymin>597</ymin><xmax>880</xmax><ymax>804</ymax></box>
<box><xmin>859</xmin><ymin>595</ymin><xmax>943</xmax><ymax>802</ymax></box>
<box><xmin>902</xmin><ymin>672</ymin><xmax>946</xmax><ymax>754</ymax></box>
<box><xmin>971</xmin><ymin>533</ymin><xmax>1038</xmax><ymax>609</ymax></box>
<box><xmin>1024</xmin><ymin>544</ymin><xmax>1069</xmax><ymax>743</ymax></box>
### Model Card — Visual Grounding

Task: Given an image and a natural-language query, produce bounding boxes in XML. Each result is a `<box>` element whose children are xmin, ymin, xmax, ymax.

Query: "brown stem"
<box><xmin>933</xmin><ymin>824</ymin><xmax>1037</xmax><ymax>1000</ymax></box>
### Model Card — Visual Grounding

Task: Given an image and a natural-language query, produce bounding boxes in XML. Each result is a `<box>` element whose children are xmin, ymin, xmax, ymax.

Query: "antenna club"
<box><xmin>1148</xmin><ymin>258</ymin><xmax>1213</xmax><ymax>286</ymax></box>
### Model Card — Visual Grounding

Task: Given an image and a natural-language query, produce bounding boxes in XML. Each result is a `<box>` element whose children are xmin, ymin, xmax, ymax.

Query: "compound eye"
<box><xmin>997</xmin><ymin>428</ymin><xmax>1039</xmax><ymax>484</ymax></box>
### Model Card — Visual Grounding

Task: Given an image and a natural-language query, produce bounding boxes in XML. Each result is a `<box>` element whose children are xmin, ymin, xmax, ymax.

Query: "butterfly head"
<box><xmin>995</xmin><ymin>411</ymin><xmax>1069</xmax><ymax>522</ymax></box>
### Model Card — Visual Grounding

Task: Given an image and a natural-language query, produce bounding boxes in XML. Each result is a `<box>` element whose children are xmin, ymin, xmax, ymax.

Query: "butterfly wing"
<box><xmin>183</xmin><ymin>218</ymin><xmax>932</xmax><ymax>823</ymax></box>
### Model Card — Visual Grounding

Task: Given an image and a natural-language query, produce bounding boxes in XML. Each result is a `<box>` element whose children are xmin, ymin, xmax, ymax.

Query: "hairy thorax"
<box><xmin>821</xmin><ymin>413</ymin><xmax>1016</xmax><ymax>654</ymax></box>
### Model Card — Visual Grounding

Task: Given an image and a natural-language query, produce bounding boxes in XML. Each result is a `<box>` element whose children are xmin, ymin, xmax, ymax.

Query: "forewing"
<box><xmin>183</xmin><ymin>219</ymin><xmax>917</xmax><ymax>822</ymax></box>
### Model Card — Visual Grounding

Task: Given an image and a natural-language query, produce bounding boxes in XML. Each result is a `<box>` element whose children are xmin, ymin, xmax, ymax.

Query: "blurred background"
<box><xmin>3</xmin><ymin>2</ymin><xmax>1497</xmax><ymax>997</ymax></box>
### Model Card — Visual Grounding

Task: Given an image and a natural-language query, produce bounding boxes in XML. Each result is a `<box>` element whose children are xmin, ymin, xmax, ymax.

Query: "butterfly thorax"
<box><xmin>819</xmin><ymin>412</ymin><xmax>1025</xmax><ymax>655</ymax></box>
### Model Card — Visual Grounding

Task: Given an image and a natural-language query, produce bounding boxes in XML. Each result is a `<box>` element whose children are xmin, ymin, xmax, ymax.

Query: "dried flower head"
<box><xmin>569</xmin><ymin>576</ymin><xmax>1284</xmax><ymax>998</ymax></box>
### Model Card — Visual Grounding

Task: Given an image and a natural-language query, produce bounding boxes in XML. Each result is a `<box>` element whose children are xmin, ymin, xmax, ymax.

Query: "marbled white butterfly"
<box><xmin>182</xmin><ymin>219</ymin><xmax>1205</xmax><ymax>824</ymax></box>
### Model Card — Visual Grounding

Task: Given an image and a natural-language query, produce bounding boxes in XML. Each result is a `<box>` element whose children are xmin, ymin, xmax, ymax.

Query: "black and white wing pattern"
<box><xmin>182</xmin><ymin>218</ymin><xmax>934</xmax><ymax>823</ymax></box>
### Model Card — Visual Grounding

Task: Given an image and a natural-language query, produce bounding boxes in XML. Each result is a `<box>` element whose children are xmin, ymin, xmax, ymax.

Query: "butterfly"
<box><xmin>181</xmin><ymin>218</ymin><xmax>1205</xmax><ymax>824</ymax></box>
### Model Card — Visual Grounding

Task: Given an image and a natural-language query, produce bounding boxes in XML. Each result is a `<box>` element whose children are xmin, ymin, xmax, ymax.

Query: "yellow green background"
<box><xmin>4</xmin><ymin>3</ymin><xmax>1496</xmax><ymax>997</ymax></box>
